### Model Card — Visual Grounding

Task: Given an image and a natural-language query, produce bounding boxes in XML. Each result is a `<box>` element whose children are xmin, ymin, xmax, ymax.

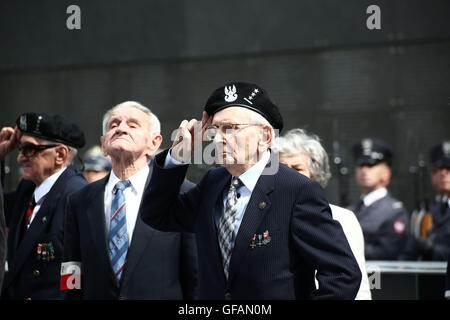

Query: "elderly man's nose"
<box><xmin>115</xmin><ymin>121</ymin><xmax>129</xmax><ymax>133</ymax></box>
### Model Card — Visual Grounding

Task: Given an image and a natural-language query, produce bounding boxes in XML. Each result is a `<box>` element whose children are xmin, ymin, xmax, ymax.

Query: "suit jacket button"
<box><xmin>224</xmin><ymin>292</ymin><xmax>232</xmax><ymax>300</ymax></box>
<box><xmin>33</xmin><ymin>270</ymin><xmax>40</xmax><ymax>277</ymax></box>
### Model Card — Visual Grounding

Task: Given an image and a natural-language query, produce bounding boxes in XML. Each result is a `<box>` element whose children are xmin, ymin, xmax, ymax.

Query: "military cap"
<box><xmin>204</xmin><ymin>81</ymin><xmax>284</xmax><ymax>131</ymax></box>
<box><xmin>84</xmin><ymin>155</ymin><xmax>112</xmax><ymax>172</ymax></box>
<box><xmin>429</xmin><ymin>141</ymin><xmax>450</xmax><ymax>168</ymax></box>
<box><xmin>352</xmin><ymin>138</ymin><xmax>393</xmax><ymax>166</ymax></box>
<box><xmin>16</xmin><ymin>112</ymin><xmax>85</xmax><ymax>149</ymax></box>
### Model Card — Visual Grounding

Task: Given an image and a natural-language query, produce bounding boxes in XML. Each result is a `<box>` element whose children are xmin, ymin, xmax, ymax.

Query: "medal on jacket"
<box><xmin>37</xmin><ymin>243</ymin><xmax>42</xmax><ymax>261</ymax></box>
<box><xmin>249</xmin><ymin>234</ymin><xmax>256</xmax><ymax>249</ymax></box>
<box><xmin>262</xmin><ymin>230</ymin><xmax>271</xmax><ymax>245</ymax></box>
<box><xmin>48</xmin><ymin>242</ymin><xmax>55</xmax><ymax>261</ymax></box>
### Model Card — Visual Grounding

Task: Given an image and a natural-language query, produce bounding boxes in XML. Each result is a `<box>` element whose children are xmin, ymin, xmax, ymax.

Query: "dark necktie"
<box><xmin>354</xmin><ymin>199</ymin><xmax>365</xmax><ymax>215</ymax></box>
<box><xmin>25</xmin><ymin>196</ymin><xmax>36</xmax><ymax>229</ymax></box>
<box><xmin>441</xmin><ymin>201</ymin><xmax>449</xmax><ymax>215</ymax></box>
<box><xmin>108</xmin><ymin>180</ymin><xmax>131</xmax><ymax>282</ymax></box>
<box><xmin>217</xmin><ymin>177</ymin><xmax>241</xmax><ymax>280</ymax></box>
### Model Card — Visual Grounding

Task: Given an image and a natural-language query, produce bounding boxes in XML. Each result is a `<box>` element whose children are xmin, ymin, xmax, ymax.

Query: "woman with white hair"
<box><xmin>274</xmin><ymin>128</ymin><xmax>372</xmax><ymax>300</ymax></box>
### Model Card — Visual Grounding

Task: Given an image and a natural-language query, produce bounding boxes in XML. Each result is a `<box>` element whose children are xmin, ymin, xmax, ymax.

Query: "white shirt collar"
<box><xmin>362</xmin><ymin>187</ymin><xmax>388</xmax><ymax>207</ymax></box>
<box><xmin>237</xmin><ymin>151</ymin><xmax>271</xmax><ymax>192</ymax></box>
<box><xmin>435</xmin><ymin>194</ymin><xmax>450</xmax><ymax>206</ymax></box>
<box><xmin>106</xmin><ymin>165</ymin><xmax>149</xmax><ymax>196</ymax></box>
<box><xmin>33</xmin><ymin>167</ymin><xmax>67</xmax><ymax>203</ymax></box>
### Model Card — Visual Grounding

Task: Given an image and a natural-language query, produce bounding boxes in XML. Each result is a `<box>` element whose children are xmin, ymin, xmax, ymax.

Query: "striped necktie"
<box><xmin>109</xmin><ymin>180</ymin><xmax>131</xmax><ymax>282</ymax></box>
<box><xmin>24</xmin><ymin>195</ymin><xmax>36</xmax><ymax>229</ymax></box>
<box><xmin>218</xmin><ymin>177</ymin><xmax>241</xmax><ymax>280</ymax></box>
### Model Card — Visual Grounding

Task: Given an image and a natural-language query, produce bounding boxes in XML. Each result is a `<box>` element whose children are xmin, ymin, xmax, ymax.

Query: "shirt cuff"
<box><xmin>164</xmin><ymin>148</ymin><xmax>190</xmax><ymax>168</ymax></box>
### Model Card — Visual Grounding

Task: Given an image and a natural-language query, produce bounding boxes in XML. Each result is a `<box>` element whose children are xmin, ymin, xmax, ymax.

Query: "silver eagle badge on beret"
<box><xmin>224</xmin><ymin>85</ymin><xmax>238</xmax><ymax>102</ymax></box>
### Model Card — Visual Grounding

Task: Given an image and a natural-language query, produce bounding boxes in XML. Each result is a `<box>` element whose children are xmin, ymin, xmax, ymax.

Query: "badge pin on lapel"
<box><xmin>258</xmin><ymin>201</ymin><xmax>266</xmax><ymax>210</ymax></box>
<box><xmin>42</xmin><ymin>216</ymin><xmax>47</xmax><ymax>223</ymax></box>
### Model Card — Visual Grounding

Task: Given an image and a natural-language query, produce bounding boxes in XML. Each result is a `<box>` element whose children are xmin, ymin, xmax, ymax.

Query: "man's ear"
<box><xmin>258</xmin><ymin>125</ymin><xmax>273</xmax><ymax>151</ymax></box>
<box><xmin>100</xmin><ymin>136</ymin><xmax>107</xmax><ymax>156</ymax></box>
<box><xmin>55</xmin><ymin>145</ymin><xmax>69</xmax><ymax>165</ymax></box>
<box><xmin>147</xmin><ymin>134</ymin><xmax>163</xmax><ymax>157</ymax></box>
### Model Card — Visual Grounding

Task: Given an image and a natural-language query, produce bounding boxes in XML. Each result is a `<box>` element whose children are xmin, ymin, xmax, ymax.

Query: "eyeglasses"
<box><xmin>18</xmin><ymin>142</ymin><xmax>59</xmax><ymax>158</ymax></box>
<box><xmin>205</xmin><ymin>123</ymin><xmax>261</xmax><ymax>141</ymax></box>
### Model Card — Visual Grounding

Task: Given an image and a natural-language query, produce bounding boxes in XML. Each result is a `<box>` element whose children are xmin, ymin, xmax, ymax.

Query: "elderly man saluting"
<box><xmin>0</xmin><ymin>113</ymin><xmax>87</xmax><ymax>300</ymax></box>
<box><xmin>141</xmin><ymin>81</ymin><xmax>361</xmax><ymax>300</ymax></box>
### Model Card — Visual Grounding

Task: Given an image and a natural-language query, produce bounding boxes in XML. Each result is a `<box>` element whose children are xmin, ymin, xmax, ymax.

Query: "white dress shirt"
<box><xmin>361</xmin><ymin>187</ymin><xmax>388</xmax><ymax>207</ymax></box>
<box><xmin>27</xmin><ymin>167</ymin><xmax>67</xmax><ymax>228</ymax></box>
<box><xmin>104</xmin><ymin>165</ymin><xmax>149</xmax><ymax>244</ymax></box>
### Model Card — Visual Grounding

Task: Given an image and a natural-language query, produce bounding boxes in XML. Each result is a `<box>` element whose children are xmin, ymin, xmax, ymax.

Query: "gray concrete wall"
<box><xmin>1</xmin><ymin>0</ymin><xmax>449</xmax><ymax>211</ymax></box>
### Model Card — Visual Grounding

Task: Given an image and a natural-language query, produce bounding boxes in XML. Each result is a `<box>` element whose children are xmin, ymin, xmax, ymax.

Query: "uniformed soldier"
<box><xmin>404</xmin><ymin>141</ymin><xmax>450</xmax><ymax>261</ymax></box>
<box><xmin>350</xmin><ymin>138</ymin><xmax>409</xmax><ymax>260</ymax></box>
<box><xmin>0</xmin><ymin>112</ymin><xmax>87</xmax><ymax>299</ymax></box>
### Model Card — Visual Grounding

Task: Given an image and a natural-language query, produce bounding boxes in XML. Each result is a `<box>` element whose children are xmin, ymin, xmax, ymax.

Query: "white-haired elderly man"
<box><xmin>61</xmin><ymin>101</ymin><xmax>198</xmax><ymax>300</ymax></box>
<box><xmin>274</xmin><ymin>128</ymin><xmax>372</xmax><ymax>300</ymax></box>
<box><xmin>140</xmin><ymin>81</ymin><xmax>361</xmax><ymax>300</ymax></box>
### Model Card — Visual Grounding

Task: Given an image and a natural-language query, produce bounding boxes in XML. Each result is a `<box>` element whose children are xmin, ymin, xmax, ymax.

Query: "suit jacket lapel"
<box><xmin>84</xmin><ymin>175</ymin><xmax>118</xmax><ymax>283</ymax></box>
<box><xmin>120</xmin><ymin>163</ymin><xmax>154</xmax><ymax>284</ymax></box>
<box><xmin>8</xmin><ymin>167</ymin><xmax>71</xmax><ymax>282</ymax></box>
<box><xmin>228</xmin><ymin>172</ymin><xmax>274</xmax><ymax>284</ymax></box>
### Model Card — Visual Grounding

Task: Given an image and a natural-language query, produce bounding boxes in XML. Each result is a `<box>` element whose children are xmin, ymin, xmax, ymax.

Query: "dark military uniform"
<box><xmin>402</xmin><ymin>141</ymin><xmax>450</xmax><ymax>261</ymax></box>
<box><xmin>1</xmin><ymin>112</ymin><xmax>87</xmax><ymax>299</ymax></box>
<box><xmin>352</xmin><ymin>193</ymin><xmax>409</xmax><ymax>260</ymax></box>
<box><xmin>423</xmin><ymin>198</ymin><xmax>450</xmax><ymax>260</ymax></box>
<box><xmin>351</xmin><ymin>138</ymin><xmax>409</xmax><ymax>260</ymax></box>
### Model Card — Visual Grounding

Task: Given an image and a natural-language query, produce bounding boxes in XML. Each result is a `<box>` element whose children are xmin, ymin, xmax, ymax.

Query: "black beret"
<box><xmin>16</xmin><ymin>112</ymin><xmax>85</xmax><ymax>149</ymax></box>
<box><xmin>429</xmin><ymin>141</ymin><xmax>450</xmax><ymax>168</ymax></box>
<box><xmin>204</xmin><ymin>81</ymin><xmax>284</xmax><ymax>132</ymax></box>
<box><xmin>352</xmin><ymin>138</ymin><xmax>393</xmax><ymax>166</ymax></box>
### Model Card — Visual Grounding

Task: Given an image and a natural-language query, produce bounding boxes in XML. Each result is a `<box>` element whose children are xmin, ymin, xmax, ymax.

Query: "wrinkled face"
<box><xmin>355</xmin><ymin>162</ymin><xmax>391</xmax><ymax>193</ymax></box>
<box><xmin>17</xmin><ymin>135</ymin><xmax>62</xmax><ymax>186</ymax></box>
<box><xmin>280</xmin><ymin>152</ymin><xmax>312</xmax><ymax>179</ymax></box>
<box><xmin>431</xmin><ymin>166</ymin><xmax>450</xmax><ymax>195</ymax></box>
<box><xmin>101</xmin><ymin>106</ymin><xmax>154</xmax><ymax>161</ymax></box>
<box><xmin>211</xmin><ymin>107</ymin><xmax>264</xmax><ymax>167</ymax></box>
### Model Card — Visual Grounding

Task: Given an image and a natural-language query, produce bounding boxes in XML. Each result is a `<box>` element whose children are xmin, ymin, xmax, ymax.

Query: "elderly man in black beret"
<box><xmin>349</xmin><ymin>138</ymin><xmax>409</xmax><ymax>260</ymax></box>
<box><xmin>141</xmin><ymin>81</ymin><xmax>361</xmax><ymax>300</ymax></box>
<box><xmin>0</xmin><ymin>112</ymin><xmax>87</xmax><ymax>299</ymax></box>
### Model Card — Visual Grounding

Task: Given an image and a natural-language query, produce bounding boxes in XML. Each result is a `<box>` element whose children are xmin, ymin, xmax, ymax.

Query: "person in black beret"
<box><xmin>0</xmin><ymin>112</ymin><xmax>87</xmax><ymax>299</ymax></box>
<box><xmin>349</xmin><ymin>138</ymin><xmax>409</xmax><ymax>260</ymax></box>
<box><xmin>140</xmin><ymin>81</ymin><xmax>362</xmax><ymax>299</ymax></box>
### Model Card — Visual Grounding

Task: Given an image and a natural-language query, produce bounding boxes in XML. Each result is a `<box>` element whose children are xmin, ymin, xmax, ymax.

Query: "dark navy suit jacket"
<box><xmin>0</xmin><ymin>169</ymin><xmax>6</xmax><ymax>292</ymax></box>
<box><xmin>62</xmin><ymin>163</ymin><xmax>198</xmax><ymax>300</ymax></box>
<box><xmin>2</xmin><ymin>165</ymin><xmax>87</xmax><ymax>299</ymax></box>
<box><xmin>141</xmin><ymin>150</ymin><xmax>362</xmax><ymax>300</ymax></box>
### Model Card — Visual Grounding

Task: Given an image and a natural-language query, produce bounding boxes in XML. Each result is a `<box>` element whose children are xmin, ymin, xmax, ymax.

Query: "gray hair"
<box><xmin>66</xmin><ymin>146</ymin><xmax>78</xmax><ymax>165</ymax></box>
<box><xmin>102</xmin><ymin>101</ymin><xmax>161</xmax><ymax>136</ymax></box>
<box><xmin>239</xmin><ymin>107</ymin><xmax>275</xmax><ymax>147</ymax></box>
<box><xmin>274</xmin><ymin>128</ymin><xmax>332</xmax><ymax>187</ymax></box>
